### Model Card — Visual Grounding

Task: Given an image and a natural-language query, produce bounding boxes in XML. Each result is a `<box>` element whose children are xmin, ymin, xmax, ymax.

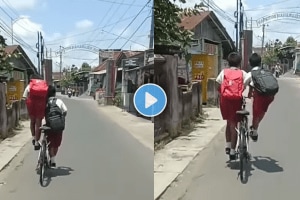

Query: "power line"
<box><xmin>45</xmin><ymin>11</ymin><xmax>149</xmax><ymax>45</ymax></box>
<box><xmin>107</xmin><ymin>0</ymin><xmax>150</xmax><ymax>48</ymax></box>
<box><xmin>86</xmin><ymin>0</ymin><xmax>118</xmax><ymax>42</ymax></box>
<box><xmin>95</xmin><ymin>0</ymin><xmax>146</xmax><ymax>7</ymax></box>
<box><xmin>92</xmin><ymin>0</ymin><xmax>137</xmax><ymax>46</ymax></box>
<box><xmin>121</xmin><ymin>15</ymin><xmax>150</xmax><ymax>48</ymax></box>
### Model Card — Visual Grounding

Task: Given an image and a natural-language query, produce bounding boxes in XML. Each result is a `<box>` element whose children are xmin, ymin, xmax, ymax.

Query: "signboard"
<box><xmin>251</xmin><ymin>12</ymin><xmax>300</xmax><ymax>27</ymax></box>
<box><xmin>204</xmin><ymin>43</ymin><xmax>217</xmax><ymax>55</ymax></box>
<box><xmin>6</xmin><ymin>80</ymin><xmax>25</xmax><ymax>104</ymax></box>
<box><xmin>99</xmin><ymin>50</ymin><xmax>114</xmax><ymax>59</ymax></box>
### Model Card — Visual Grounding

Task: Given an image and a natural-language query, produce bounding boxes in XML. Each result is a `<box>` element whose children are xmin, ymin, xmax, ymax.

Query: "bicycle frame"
<box><xmin>235</xmin><ymin>97</ymin><xmax>249</xmax><ymax>153</ymax></box>
<box><xmin>37</xmin><ymin>131</ymin><xmax>50</xmax><ymax>165</ymax></box>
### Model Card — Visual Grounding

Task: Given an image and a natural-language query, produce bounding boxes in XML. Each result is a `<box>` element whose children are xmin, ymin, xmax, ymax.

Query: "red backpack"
<box><xmin>29</xmin><ymin>79</ymin><xmax>48</xmax><ymax>99</ymax></box>
<box><xmin>221</xmin><ymin>68</ymin><xmax>244</xmax><ymax>100</ymax></box>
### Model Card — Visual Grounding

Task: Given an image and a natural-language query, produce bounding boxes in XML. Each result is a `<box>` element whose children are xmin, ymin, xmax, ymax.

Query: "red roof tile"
<box><xmin>4</xmin><ymin>45</ymin><xmax>19</xmax><ymax>54</ymax></box>
<box><xmin>180</xmin><ymin>11</ymin><xmax>211</xmax><ymax>30</ymax></box>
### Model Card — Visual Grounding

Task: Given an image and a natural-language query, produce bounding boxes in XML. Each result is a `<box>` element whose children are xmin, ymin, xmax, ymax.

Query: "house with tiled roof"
<box><xmin>1</xmin><ymin>45</ymin><xmax>38</xmax><ymax>103</ymax></box>
<box><xmin>88</xmin><ymin>50</ymin><xmax>144</xmax><ymax>97</ymax></box>
<box><xmin>2</xmin><ymin>45</ymin><xmax>38</xmax><ymax>83</ymax></box>
<box><xmin>179</xmin><ymin>11</ymin><xmax>235</xmax><ymax>104</ymax></box>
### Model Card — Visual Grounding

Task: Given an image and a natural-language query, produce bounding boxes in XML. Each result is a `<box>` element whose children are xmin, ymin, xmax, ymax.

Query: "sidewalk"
<box><xmin>0</xmin><ymin>120</ymin><xmax>31</xmax><ymax>173</ymax></box>
<box><xmin>97</xmin><ymin>105</ymin><xmax>154</xmax><ymax>151</ymax></box>
<box><xmin>154</xmin><ymin>107</ymin><xmax>225</xmax><ymax>200</ymax></box>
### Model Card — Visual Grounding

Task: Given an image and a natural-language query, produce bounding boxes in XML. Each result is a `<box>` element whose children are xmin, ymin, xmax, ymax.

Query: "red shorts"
<box><xmin>220</xmin><ymin>97</ymin><xmax>243</xmax><ymax>123</ymax></box>
<box><xmin>47</xmin><ymin>132</ymin><xmax>63</xmax><ymax>148</ymax></box>
<box><xmin>253</xmin><ymin>91</ymin><xmax>274</xmax><ymax>118</ymax></box>
<box><xmin>26</xmin><ymin>98</ymin><xmax>46</xmax><ymax>119</ymax></box>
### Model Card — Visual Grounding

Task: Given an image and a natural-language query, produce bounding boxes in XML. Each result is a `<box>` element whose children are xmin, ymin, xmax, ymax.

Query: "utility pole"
<box><xmin>40</xmin><ymin>32</ymin><xmax>45</xmax><ymax>79</ymax></box>
<box><xmin>235</xmin><ymin>0</ymin><xmax>239</xmax><ymax>52</ymax></box>
<box><xmin>239</xmin><ymin>0</ymin><xmax>243</xmax><ymax>53</ymax></box>
<box><xmin>149</xmin><ymin>0</ymin><xmax>154</xmax><ymax>49</ymax></box>
<box><xmin>59</xmin><ymin>46</ymin><xmax>63</xmax><ymax>81</ymax></box>
<box><xmin>36</xmin><ymin>32</ymin><xmax>40</xmax><ymax>74</ymax></box>
<box><xmin>261</xmin><ymin>24</ymin><xmax>266</xmax><ymax>55</ymax></box>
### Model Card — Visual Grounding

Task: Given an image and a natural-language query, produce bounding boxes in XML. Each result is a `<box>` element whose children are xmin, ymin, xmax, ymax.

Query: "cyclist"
<box><xmin>244</xmin><ymin>53</ymin><xmax>277</xmax><ymax>142</ymax></box>
<box><xmin>22</xmin><ymin>74</ymin><xmax>48</xmax><ymax>150</ymax></box>
<box><xmin>45</xmin><ymin>85</ymin><xmax>67</xmax><ymax>167</ymax></box>
<box><xmin>216</xmin><ymin>52</ymin><xmax>248</xmax><ymax>160</ymax></box>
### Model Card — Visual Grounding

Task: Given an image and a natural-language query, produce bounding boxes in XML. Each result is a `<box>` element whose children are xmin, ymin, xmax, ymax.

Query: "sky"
<box><xmin>0</xmin><ymin>0</ymin><xmax>153</xmax><ymax>72</ymax></box>
<box><xmin>178</xmin><ymin>0</ymin><xmax>300</xmax><ymax>49</ymax></box>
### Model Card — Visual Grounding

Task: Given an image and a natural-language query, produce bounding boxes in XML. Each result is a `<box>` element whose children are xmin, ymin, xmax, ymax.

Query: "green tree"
<box><xmin>0</xmin><ymin>35</ymin><xmax>14</xmax><ymax>72</ymax></box>
<box><xmin>262</xmin><ymin>50</ymin><xmax>278</xmax><ymax>66</ymax></box>
<box><xmin>283</xmin><ymin>36</ymin><xmax>297</xmax><ymax>47</ymax></box>
<box><xmin>81</xmin><ymin>62</ymin><xmax>91</xmax><ymax>71</ymax></box>
<box><xmin>154</xmin><ymin>0</ymin><xmax>203</xmax><ymax>50</ymax></box>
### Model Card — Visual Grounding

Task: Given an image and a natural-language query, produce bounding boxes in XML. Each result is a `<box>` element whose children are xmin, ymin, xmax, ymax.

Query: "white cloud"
<box><xmin>2</xmin><ymin>0</ymin><xmax>39</xmax><ymax>10</ymax></box>
<box><xmin>130</xmin><ymin>43</ymin><xmax>147</xmax><ymax>51</ymax></box>
<box><xmin>13</xmin><ymin>16</ymin><xmax>42</xmax><ymax>41</ymax></box>
<box><xmin>75</xmin><ymin>20</ymin><xmax>93</xmax><ymax>29</ymax></box>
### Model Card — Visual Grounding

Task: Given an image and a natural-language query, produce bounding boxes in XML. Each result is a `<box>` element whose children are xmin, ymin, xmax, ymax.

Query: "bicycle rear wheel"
<box><xmin>239</xmin><ymin>126</ymin><xmax>247</xmax><ymax>181</ymax></box>
<box><xmin>39</xmin><ymin>141</ymin><xmax>47</xmax><ymax>186</ymax></box>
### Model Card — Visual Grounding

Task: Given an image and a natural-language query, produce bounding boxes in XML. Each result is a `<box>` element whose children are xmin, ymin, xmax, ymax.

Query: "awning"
<box><xmin>90</xmin><ymin>67</ymin><xmax>122</xmax><ymax>75</ymax></box>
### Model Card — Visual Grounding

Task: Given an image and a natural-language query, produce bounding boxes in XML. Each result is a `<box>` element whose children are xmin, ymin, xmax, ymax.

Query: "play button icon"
<box><xmin>133</xmin><ymin>83</ymin><xmax>167</xmax><ymax>117</ymax></box>
<box><xmin>145</xmin><ymin>92</ymin><xmax>157</xmax><ymax>109</ymax></box>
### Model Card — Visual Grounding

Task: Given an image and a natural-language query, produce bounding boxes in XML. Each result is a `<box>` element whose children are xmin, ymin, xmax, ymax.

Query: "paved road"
<box><xmin>0</xmin><ymin>96</ymin><xmax>153</xmax><ymax>200</ymax></box>
<box><xmin>160</xmin><ymin>77</ymin><xmax>300</xmax><ymax>200</ymax></box>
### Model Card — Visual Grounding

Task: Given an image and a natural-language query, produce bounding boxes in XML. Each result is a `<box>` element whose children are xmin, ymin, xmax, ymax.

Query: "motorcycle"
<box><xmin>68</xmin><ymin>91</ymin><xmax>72</xmax><ymax>98</ymax></box>
<box><xmin>275</xmin><ymin>70</ymin><xmax>280</xmax><ymax>78</ymax></box>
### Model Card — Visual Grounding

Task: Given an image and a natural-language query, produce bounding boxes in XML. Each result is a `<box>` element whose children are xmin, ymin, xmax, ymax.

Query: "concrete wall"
<box><xmin>0</xmin><ymin>83</ymin><xmax>28</xmax><ymax>138</ymax></box>
<box><xmin>206</xmin><ymin>78</ymin><xmax>219</xmax><ymax>106</ymax></box>
<box><xmin>154</xmin><ymin>54</ymin><xmax>202</xmax><ymax>142</ymax></box>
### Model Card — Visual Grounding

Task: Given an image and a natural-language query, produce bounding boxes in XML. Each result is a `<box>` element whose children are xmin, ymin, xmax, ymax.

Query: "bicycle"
<box><xmin>38</xmin><ymin>125</ymin><xmax>51</xmax><ymax>186</ymax></box>
<box><xmin>235</xmin><ymin>96</ymin><xmax>251</xmax><ymax>181</ymax></box>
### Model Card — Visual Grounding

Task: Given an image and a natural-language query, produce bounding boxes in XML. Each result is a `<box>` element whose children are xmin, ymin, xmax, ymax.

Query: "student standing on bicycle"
<box><xmin>45</xmin><ymin>85</ymin><xmax>67</xmax><ymax>167</ymax></box>
<box><xmin>216</xmin><ymin>52</ymin><xmax>248</xmax><ymax>160</ymax></box>
<box><xmin>244</xmin><ymin>53</ymin><xmax>279</xmax><ymax>142</ymax></box>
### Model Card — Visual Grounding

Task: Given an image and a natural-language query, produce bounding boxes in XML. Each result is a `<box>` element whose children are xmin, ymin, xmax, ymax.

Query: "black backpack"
<box><xmin>45</xmin><ymin>98</ymin><xmax>65</xmax><ymax>132</ymax></box>
<box><xmin>251</xmin><ymin>67</ymin><xmax>279</xmax><ymax>96</ymax></box>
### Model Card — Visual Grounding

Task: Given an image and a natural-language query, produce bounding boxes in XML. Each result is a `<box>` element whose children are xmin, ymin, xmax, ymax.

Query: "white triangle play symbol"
<box><xmin>145</xmin><ymin>92</ymin><xmax>157</xmax><ymax>109</ymax></box>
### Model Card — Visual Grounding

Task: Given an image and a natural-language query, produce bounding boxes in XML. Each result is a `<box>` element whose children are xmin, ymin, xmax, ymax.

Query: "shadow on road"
<box><xmin>39</xmin><ymin>166</ymin><xmax>74</xmax><ymax>187</ymax></box>
<box><xmin>226</xmin><ymin>159</ymin><xmax>255</xmax><ymax>184</ymax></box>
<box><xmin>226</xmin><ymin>155</ymin><xmax>283</xmax><ymax>184</ymax></box>
<box><xmin>251</xmin><ymin>156</ymin><xmax>283</xmax><ymax>173</ymax></box>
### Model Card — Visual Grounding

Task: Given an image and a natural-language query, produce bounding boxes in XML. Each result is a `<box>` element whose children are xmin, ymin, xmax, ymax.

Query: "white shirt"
<box><xmin>244</xmin><ymin>66</ymin><xmax>260</xmax><ymax>87</ymax></box>
<box><xmin>22</xmin><ymin>85</ymin><xmax>30</xmax><ymax>98</ymax></box>
<box><xmin>216</xmin><ymin>67</ymin><xmax>248</xmax><ymax>86</ymax></box>
<box><xmin>48</xmin><ymin>97</ymin><xmax>68</xmax><ymax>113</ymax></box>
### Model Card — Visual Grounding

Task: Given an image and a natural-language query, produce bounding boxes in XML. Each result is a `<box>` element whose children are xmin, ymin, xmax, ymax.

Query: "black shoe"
<box><xmin>229</xmin><ymin>153</ymin><xmax>236</xmax><ymax>160</ymax></box>
<box><xmin>32</xmin><ymin>139</ymin><xmax>35</xmax><ymax>145</ymax></box>
<box><xmin>225</xmin><ymin>147</ymin><xmax>230</xmax><ymax>155</ymax></box>
<box><xmin>250</xmin><ymin>126</ymin><xmax>258</xmax><ymax>142</ymax></box>
<box><xmin>50</xmin><ymin>162</ymin><xmax>56</xmax><ymax>168</ymax></box>
<box><xmin>34</xmin><ymin>143</ymin><xmax>40</xmax><ymax>151</ymax></box>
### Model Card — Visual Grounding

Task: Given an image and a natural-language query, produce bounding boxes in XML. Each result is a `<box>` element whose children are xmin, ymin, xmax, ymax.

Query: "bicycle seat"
<box><xmin>39</xmin><ymin>125</ymin><xmax>51</xmax><ymax>131</ymax></box>
<box><xmin>236</xmin><ymin>110</ymin><xmax>250</xmax><ymax>116</ymax></box>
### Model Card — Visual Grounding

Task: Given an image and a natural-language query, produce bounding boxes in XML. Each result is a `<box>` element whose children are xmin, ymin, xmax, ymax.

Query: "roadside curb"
<box><xmin>154</xmin><ymin>108</ymin><xmax>225</xmax><ymax>200</ymax></box>
<box><xmin>0</xmin><ymin>121</ymin><xmax>31</xmax><ymax>173</ymax></box>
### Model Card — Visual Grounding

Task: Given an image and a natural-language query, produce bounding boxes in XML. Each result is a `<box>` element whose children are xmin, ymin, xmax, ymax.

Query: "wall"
<box><xmin>0</xmin><ymin>83</ymin><xmax>28</xmax><ymax>139</ymax></box>
<box><xmin>154</xmin><ymin>55</ymin><xmax>202</xmax><ymax>142</ymax></box>
<box><xmin>194</xmin><ymin>19</ymin><xmax>222</xmax><ymax>42</ymax></box>
<box><xmin>206</xmin><ymin>78</ymin><xmax>219</xmax><ymax>106</ymax></box>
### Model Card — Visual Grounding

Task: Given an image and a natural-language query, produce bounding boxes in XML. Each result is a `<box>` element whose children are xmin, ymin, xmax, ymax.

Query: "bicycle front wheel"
<box><xmin>39</xmin><ymin>141</ymin><xmax>47</xmax><ymax>186</ymax></box>
<box><xmin>239</xmin><ymin>126</ymin><xmax>247</xmax><ymax>181</ymax></box>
